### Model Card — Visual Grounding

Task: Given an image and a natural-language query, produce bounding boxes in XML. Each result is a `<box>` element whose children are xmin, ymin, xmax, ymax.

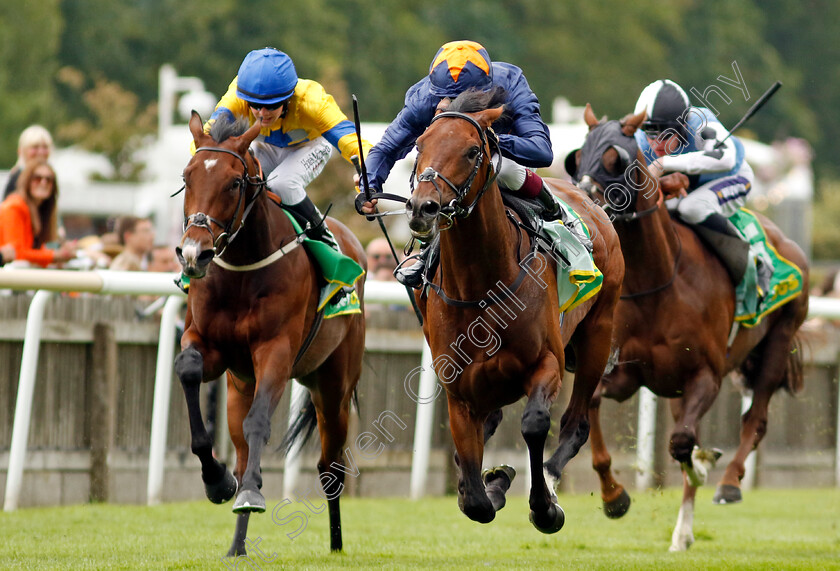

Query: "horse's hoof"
<box><xmin>483</xmin><ymin>465</ymin><xmax>516</xmax><ymax>512</ymax></box>
<box><xmin>529</xmin><ymin>502</ymin><xmax>565</xmax><ymax>534</ymax></box>
<box><xmin>712</xmin><ymin>484</ymin><xmax>742</xmax><ymax>505</ymax></box>
<box><xmin>205</xmin><ymin>469</ymin><xmax>238</xmax><ymax>504</ymax></box>
<box><xmin>603</xmin><ymin>488</ymin><xmax>631</xmax><ymax>519</ymax></box>
<box><xmin>233</xmin><ymin>489</ymin><xmax>266</xmax><ymax>513</ymax></box>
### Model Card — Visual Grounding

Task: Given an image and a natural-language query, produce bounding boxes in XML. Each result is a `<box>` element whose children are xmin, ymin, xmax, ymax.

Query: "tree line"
<box><xmin>1</xmin><ymin>0</ymin><xmax>835</xmax><ymax>182</ymax></box>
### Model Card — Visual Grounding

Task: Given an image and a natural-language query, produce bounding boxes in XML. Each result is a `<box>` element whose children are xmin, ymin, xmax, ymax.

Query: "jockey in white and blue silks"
<box><xmin>634</xmin><ymin>79</ymin><xmax>771</xmax><ymax>291</ymax></box>
<box><xmin>359</xmin><ymin>40</ymin><xmax>557</xmax><ymax>287</ymax></box>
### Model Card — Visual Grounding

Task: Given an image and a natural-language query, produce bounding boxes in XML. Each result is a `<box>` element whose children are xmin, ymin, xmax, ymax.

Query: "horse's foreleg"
<box><xmin>174</xmin><ymin>346</ymin><xmax>237</xmax><ymax>504</ymax></box>
<box><xmin>589</xmin><ymin>390</ymin><xmax>630</xmax><ymax>518</ymax></box>
<box><xmin>521</xmin><ymin>377</ymin><xmax>565</xmax><ymax>534</ymax></box>
<box><xmin>669</xmin><ymin>472</ymin><xmax>698</xmax><ymax>552</ymax></box>
<box><xmin>233</xmin><ymin>375</ymin><xmax>286</xmax><ymax>514</ymax></box>
<box><xmin>669</xmin><ymin>370</ymin><xmax>720</xmax><ymax>486</ymax></box>
<box><xmin>447</xmin><ymin>396</ymin><xmax>495</xmax><ymax>524</ymax></box>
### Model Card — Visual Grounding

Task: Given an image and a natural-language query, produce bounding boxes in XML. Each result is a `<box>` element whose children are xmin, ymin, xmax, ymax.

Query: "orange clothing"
<box><xmin>0</xmin><ymin>194</ymin><xmax>55</xmax><ymax>267</ymax></box>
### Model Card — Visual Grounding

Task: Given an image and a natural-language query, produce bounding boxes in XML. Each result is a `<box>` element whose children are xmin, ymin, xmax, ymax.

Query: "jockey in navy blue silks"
<box><xmin>634</xmin><ymin>79</ymin><xmax>772</xmax><ymax>293</ymax></box>
<box><xmin>359</xmin><ymin>40</ymin><xmax>557</xmax><ymax>287</ymax></box>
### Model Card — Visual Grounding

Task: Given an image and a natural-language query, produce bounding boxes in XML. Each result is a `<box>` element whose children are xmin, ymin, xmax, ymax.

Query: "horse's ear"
<box><xmin>620</xmin><ymin>110</ymin><xmax>647</xmax><ymax>136</ymax></box>
<box><xmin>234</xmin><ymin>120</ymin><xmax>263</xmax><ymax>156</ymax></box>
<box><xmin>434</xmin><ymin>98</ymin><xmax>452</xmax><ymax>115</ymax></box>
<box><xmin>584</xmin><ymin>103</ymin><xmax>599</xmax><ymax>130</ymax></box>
<box><xmin>477</xmin><ymin>105</ymin><xmax>504</xmax><ymax>129</ymax></box>
<box><xmin>189</xmin><ymin>111</ymin><xmax>205</xmax><ymax>142</ymax></box>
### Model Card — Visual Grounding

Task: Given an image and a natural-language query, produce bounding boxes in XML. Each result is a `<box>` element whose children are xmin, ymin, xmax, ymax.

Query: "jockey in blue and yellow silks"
<box><xmin>197</xmin><ymin>47</ymin><xmax>372</xmax><ymax>249</ymax></box>
<box><xmin>358</xmin><ymin>40</ymin><xmax>557</xmax><ymax>287</ymax></box>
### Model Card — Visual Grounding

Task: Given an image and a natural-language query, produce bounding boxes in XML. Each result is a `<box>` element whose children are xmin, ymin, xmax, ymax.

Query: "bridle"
<box><xmin>408</xmin><ymin>111</ymin><xmax>502</xmax><ymax>229</ymax></box>
<box><xmin>182</xmin><ymin>146</ymin><xmax>267</xmax><ymax>257</ymax></box>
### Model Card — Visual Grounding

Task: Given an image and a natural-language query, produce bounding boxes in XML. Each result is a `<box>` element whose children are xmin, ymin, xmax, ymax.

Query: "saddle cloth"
<box><xmin>729</xmin><ymin>209</ymin><xmax>803</xmax><ymax>327</ymax></box>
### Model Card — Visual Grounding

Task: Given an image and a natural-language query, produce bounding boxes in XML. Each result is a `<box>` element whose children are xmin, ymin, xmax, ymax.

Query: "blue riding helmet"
<box><xmin>428</xmin><ymin>40</ymin><xmax>493</xmax><ymax>98</ymax></box>
<box><xmin>236</xmin><ymin>48</ymin><xmax>298</xmax><ymax>105</ymax></box>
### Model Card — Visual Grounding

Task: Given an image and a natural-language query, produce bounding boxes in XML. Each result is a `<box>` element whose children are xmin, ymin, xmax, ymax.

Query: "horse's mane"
<box><xmin>208</xmin><ymin>114</ymin><xmax>251</xmax><ymax>143</ymax></box>
<box><xmin>447</xmin><ymin>87</ymin><xmax>513</xmax><ymax>130</ymax></box>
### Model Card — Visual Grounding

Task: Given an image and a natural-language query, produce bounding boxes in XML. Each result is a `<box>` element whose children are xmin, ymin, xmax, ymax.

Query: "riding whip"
<box><xmin>714</xmin><ymin>81</ymin><xmax>782</xmax><ymax>150</ymax></box>
<box><xmin>351</xmin><ymin>95</ymin><xmax>424</xmax><ymax>326</ymax></box>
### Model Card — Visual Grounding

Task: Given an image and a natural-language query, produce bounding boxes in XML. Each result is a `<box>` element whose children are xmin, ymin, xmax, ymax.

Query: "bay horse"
<box><xmin>567</xmin><ymin>104</ymin><xmax>809</xmax><ymax>551</ymax></box>
<box><xmin>405</xmin><ymin>88</ymin><xmax>624</xmax><ymax>532</ymax></box>
<box><xmin>175</xmin><ymin>112</ymin><xmax>366</xmax><ymax>555</ymax></box>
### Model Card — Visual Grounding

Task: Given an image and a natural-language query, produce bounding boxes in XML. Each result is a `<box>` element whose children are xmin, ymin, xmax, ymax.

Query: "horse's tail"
<box><xmin>277</xmin><ymin>387</ymin><xmax>361</xmax><ymax>456</ymax></box>
<box><xmin>278</xmin><ymin>391</ymin><xmax>319</xmax><ymax>456</ymax></box>
<box><xmin>783</xmin><ymin>334</ymin><xmax>805</xmax><ymax>395</ymax></box>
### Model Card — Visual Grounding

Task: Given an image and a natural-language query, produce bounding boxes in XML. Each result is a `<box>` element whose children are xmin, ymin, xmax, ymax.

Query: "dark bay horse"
<box><xmin>405</xmin><ymin>88</ymin><xmax>624</xmax><ymax>532</ymax></box>
<box><xmin>175</xmin><ymin>112</ymin><xmax>366</xmax><ymax>555</ymax></box>
<box><xmin>568</xmin><ymin>104</ymin><xmax>809</xmax><ymax>551</ymax></box>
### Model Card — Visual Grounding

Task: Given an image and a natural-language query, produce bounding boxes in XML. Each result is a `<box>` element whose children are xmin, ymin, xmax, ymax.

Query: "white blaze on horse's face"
<box><xmin>204</xmin><ymin>159</ymin><xmax>218</xmax><ymax>172</ymax></box>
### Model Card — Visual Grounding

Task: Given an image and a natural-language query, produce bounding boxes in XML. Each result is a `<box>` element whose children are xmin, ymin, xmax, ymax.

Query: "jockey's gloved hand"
<box><xmin>354</xmin><ymin>190</ymin><xmax>379</xmax><ymax>219</ymax></box>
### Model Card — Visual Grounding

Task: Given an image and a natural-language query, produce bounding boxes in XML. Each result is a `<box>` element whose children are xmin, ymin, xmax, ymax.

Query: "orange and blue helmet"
<box><xmin>428</xmin><ymin>40</ymin><xmax>493</xmax><ymax>98</ymax></box>
<box><xmin>236</xmin><ymin>48</ymin><xmax>298</xmax><ymax>106</ymax></box>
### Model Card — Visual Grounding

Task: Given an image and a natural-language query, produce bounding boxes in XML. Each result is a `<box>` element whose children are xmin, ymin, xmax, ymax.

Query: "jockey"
<box><xmin>196</xmin><ymin>47</ymin><xmax>372</xmax><ymax>250</ymax></box>
<box><xmin>357</xmin><ymin>40</ymin><xmax>557</xmax><ymax>287</ymax></box>
<box><xmin>634</xmin><ymin>79</ymin><xmax>772</xmax><ymax>294</ymax></box>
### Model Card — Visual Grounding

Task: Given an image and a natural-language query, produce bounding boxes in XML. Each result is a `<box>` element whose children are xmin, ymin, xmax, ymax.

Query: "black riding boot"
<box><xmin>395</xmin><ymin>236</ymin><xmax>439</xmax><ymax>288</ymax></box>
<box><xmin>696</xmin><ymin>212</ymin><xmax>770</xmax><ymax>290</ymax></box>
<box><xmin>536</xmin><ymin>184</ymin><xmax>561</xmax><ymax>221</ymax></box>
<box><xmin>285</xmin><ymin>197</ymin><xmax>339</xmax><ymax>250</ymax></box>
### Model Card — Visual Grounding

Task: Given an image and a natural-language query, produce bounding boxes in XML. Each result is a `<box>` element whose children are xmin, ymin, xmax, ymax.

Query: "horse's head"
<box><xmin>176</xmin><ymin>112</ymin><xmax>263</xmax><ymax>278</ymax></box>
<box><xmin>566</xmin><ymin>105</ymin><xmax>660</xmax><ymax>221</ymax></box>
<box><xmin>405</xmin><ymin>88</ymin><xmax>507</xmax><ymax>240</ymax></box>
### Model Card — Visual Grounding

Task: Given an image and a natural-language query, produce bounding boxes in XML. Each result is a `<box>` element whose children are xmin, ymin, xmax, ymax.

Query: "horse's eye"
<box><xmin>467</xmin><ymin>146</ymin><xmax>480</xmax><ymax>160</ymax></box>
<box><xmin>232</xmin><ymin>178</ymin><xmax>243</xmax><ymax>190</ymax></box>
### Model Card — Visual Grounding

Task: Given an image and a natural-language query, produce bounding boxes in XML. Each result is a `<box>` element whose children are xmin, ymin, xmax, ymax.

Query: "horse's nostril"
<box><xmin>421</xmin><ymin>200</ymin><xmax>440</xmax><ymax>217</ymax></box>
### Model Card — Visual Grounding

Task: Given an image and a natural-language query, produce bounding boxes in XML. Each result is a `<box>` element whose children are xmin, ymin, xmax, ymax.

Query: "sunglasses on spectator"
<box><xmin>248</xmin><ymin>100</ymin><xmax>284</xmax><ymax>111</ymax></box>
<box><xmin>32</xmin><ymin>174</ymin><xmax>55</xmax><ymax>185</ymax></box>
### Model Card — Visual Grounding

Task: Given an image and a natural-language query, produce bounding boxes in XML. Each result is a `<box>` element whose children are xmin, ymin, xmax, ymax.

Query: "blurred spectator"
<box><xmin>148</xmin><ymin>244</ymin><xmax>180</xmax><ymax>273</ymax></box>
<box><xmin>366</xmin><ymin>237</ymin><xmax>400</xmax><ymax>281</ymax></box>
<box><xmin>4</xmin><ymin>125</ymin><xmax>53</xmax><ymax>199</ymax></box>
<box><xmin>0</xmin><ymin>159</ymin><xmax>75</xmax><ymax>267</ymax></box>
<box><xmin>109</xmin><ymin>215</ymin><xmax>154</xmax><ymax>271</ymax></box>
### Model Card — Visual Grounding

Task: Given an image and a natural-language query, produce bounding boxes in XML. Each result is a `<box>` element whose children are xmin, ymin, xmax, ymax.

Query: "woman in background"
<box><xmin>0</xmin><ymin>159</ymin><xmax>75</xmax><ymax>267</ymax></box>
<box><xmin>4</xmin><ymin>125</ymin><xmax>54</xmax><ymax>199</ymax></box>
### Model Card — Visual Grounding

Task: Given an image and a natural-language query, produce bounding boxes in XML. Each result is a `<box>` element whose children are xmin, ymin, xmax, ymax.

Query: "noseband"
<box><xmin>182</xmin><ymin>146</ymin><xmax>266</xmax><ymax>256</ymax></box>
<box><xmin>409</xmin><ymin>111</ymin><xmax>502</xmax><ymax>227</ymax></box>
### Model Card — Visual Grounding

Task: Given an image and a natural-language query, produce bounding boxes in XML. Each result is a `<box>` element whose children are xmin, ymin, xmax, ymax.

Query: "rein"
<box><xmin>182</xmin><ymin>146</ymin><xmax>267</xmax><ymax>257</ymax></box>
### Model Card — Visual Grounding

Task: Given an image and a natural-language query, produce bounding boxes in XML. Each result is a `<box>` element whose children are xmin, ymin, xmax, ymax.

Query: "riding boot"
<box><xmin>536</xmin><ymin>184</ymin><xmax>562</xmax><ymax>221</ymax></box>
<box><xmin>695</xmin><ymin>212</ymin><xmax>751</xmax><ymax>285</ymax></box>
<box><xmin>285</xmin><ymin>196</ymin><xmax>339</xmax><ymax>251</ymax></box>
<box><xmin>395</xmin><ymin>236</ymin><xmax>439</xmax><ymax>288</ymax></box>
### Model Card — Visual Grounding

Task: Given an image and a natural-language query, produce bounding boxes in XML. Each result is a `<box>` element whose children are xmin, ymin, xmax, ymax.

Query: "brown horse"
<box><xmin>405</xmin><ymin>88</ymin><xmax>624</xmax><ymax>531</ymax></box>
<box><xmin>567</xmin><ymin>105</ymin><xmax>809</xmax><ymax>551</ymax></box>
<box><xmin>175</xmin><ymin>112</ymin><xmax>366</xmax><ymax>555</ymax></box>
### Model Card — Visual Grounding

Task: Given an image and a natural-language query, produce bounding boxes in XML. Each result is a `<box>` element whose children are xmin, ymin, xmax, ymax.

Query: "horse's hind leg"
<box><xmin>174</xmin><ymin>346</ymin><xmax>237</xmax><ymax>504</ymax></box>
<box><xmin>589</xmin><ymin>389</ymin><xmax>630</xmax><ymax>518</ymax></box>
<box><xmin>225</xmin><ymin>372</ymin><xmax>255</xmax><ymax>556</ymax></box>
<box><xmin>447</xmin><ymin>396</ymin><xmax>496</xmax><ymax>523</ymax></box>
<box><xmin>716</xmin><ymin>318</ymin><xmax>802</xmax><ymax>504</ymax></box>
<box><xmin>670</xmin><ymin>473</ymin><xmax>699</xmax><ymax>552</ymax></box>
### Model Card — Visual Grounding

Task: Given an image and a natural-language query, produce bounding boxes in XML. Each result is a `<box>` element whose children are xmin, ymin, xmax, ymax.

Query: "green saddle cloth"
<box><xmin>730</xmin><ymin>208</ymin><xmax>804</xmax><ymax>327</ymax></box>
<box><xmin>283</xmin><ymin>211</ymin><xmax>364</xmax><ymax>318</ymax></box>
<box><xmin>540</xmin><ymin>197</ymin><xmax>604</xmax><ymax>313</ymax></box>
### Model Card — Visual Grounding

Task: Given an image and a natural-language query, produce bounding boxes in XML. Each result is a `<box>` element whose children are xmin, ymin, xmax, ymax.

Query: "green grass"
<box><xmin>1</xmin><ymin>488</ymin><xmax>838</xmax><ymax>570</ymax></box>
